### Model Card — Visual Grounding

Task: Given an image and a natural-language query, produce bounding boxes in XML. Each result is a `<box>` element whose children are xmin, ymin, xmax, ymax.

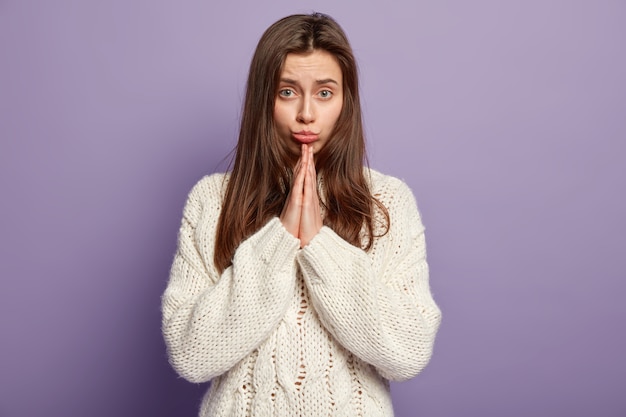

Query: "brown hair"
<box><xmin>214</xmin><ymin>13</ymin><xmax>389</xmax><ymax>273</ymax></box>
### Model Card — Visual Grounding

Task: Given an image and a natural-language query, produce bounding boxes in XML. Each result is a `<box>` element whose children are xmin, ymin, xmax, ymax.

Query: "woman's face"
<box><xmin>273</xmin><ymin>49</ymin><xmax>343</xmax><ymax>157</ymax></box>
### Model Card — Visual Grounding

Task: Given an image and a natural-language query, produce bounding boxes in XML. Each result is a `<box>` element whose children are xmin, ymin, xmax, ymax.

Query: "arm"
<box><xmin>161</xmin><ymin>176</ymin><xmax>300</xmax><ymax>383</ymax></box>
<box><xmin>296</xmin><ymin>178</ymin><xmax>441</xmax><ymax>381</ymax></box>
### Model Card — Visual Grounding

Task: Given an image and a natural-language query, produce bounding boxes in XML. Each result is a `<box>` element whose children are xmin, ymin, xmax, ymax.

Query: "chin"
<box><xmin>310</xmin><ymin>142</ymin><xmax>324</xmax><ymax>153</ymax></box>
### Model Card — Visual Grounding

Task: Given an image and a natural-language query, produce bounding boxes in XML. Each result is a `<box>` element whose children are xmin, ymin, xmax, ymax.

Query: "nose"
<box><xmin>297</xmin><ymin>97</ymin><xmax>314</xmax><ymax>124</ymax></box>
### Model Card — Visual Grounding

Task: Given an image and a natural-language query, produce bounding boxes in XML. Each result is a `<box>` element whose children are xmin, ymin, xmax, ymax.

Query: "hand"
<box><xmin>280</xmin><ymin>145</ymin><xmax>322</xmax><ymax>247</ymax></box>
<box><xmin>280</xmin><ymin>145</ymin><xmax>306</xmax><ymax>239</ymax></box>
<box><xmin>298</xmin><ymin>145</ymin><xmax>323</xmax><ymax>247</ymax></box>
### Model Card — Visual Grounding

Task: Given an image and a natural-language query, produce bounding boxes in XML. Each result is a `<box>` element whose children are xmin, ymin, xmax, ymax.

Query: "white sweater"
<box><xmin>162</xmin><ymin>169</ymin><xmax>441</xmax><ymax>417</ymax></box>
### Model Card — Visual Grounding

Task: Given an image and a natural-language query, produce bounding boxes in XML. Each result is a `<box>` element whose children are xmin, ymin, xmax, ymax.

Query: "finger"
<box><xmin>291</xmin><ymin>145</ymin><xmax>306</xmax><ymax>179</ymax></box>
<box><xmin>280</xmin><ymin>145</ymin><xmax>308</xmax><ymax>239</ymax></box>
<box><xmin>308</xmin><ymin>146</ymin><xmax>317</xmax><ymax>190</ymax></box>
<box><xmin>299</xmin><ymin>146</ymin><xmax>323</xmax><ymax>247</ymax></box>
<box><xmin>306</xmin><ymin>146</ymin><xmax>319</xmax><ymax>201</ymax></box>
<box><xmin>293</xmin><ymin>146</ymin><xmax>308</xmax><ymax>194</ymax></box>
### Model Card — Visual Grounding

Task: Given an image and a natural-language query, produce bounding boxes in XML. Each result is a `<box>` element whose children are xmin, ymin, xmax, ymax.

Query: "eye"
<box><xmin>279</xmin><ymin>88</ymin><xmax>294</xmax><ymax>97</ymax></box>
<box><xmin>319</xmin><ymin>89</ymin><xmax>333</xmax><ymax>99</ymax></box>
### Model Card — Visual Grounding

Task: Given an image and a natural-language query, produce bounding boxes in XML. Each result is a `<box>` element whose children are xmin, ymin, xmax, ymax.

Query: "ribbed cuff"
<box><xmin>296</xmin><ymin>226</ymin><xmax>368</xmax><ymax>285</ymax></box>
<box><xmin>244</xmin><ymin>217</ymin><xmax>300</xmax><ymax>273</ymax></box>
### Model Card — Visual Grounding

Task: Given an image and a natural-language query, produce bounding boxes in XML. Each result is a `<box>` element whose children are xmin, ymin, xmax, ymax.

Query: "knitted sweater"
<box><xmin>162</xmin><ymin>169</ymin><xmax>441</xmax><ymax>417</ymax></box>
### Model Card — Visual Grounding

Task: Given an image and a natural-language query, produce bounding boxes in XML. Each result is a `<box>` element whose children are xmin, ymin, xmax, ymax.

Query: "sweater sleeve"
<box><xmin>161</xmin><ymin>176</ymin><xmax>300</xmax><ymax>383</ymax></box>
<box><xmin>296</xmin><ymin>177</ymin><xmax>441</xmax><ymax>381</ymax></box>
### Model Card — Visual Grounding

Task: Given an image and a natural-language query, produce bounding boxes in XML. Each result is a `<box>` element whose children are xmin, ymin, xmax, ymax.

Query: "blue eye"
<box><xmin>279</xmin><ymin>89</ymin><xmax>294</xmax><ymax>97</ymax></box>
<box><xmin>319</xmin><ymin>90</ymin><xmax>332</xmax><ymax>98</ymax></box>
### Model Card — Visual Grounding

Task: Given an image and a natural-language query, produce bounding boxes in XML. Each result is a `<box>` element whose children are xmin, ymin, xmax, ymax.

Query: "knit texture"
<box><xmin>162</xmin><ymin>169</ymin><xmax>441</xmax><ymax>417</ymax></box>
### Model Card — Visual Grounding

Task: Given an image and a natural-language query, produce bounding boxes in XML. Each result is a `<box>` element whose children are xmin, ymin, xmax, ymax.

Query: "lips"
<box><xmin>292</xmin><ymin>131</ymin><xmax>319</xmax><ymax>144</ymax></box>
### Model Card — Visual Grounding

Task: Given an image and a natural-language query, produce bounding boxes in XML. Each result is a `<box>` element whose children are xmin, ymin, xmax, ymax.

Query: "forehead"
<box><xmin>280</xmin><ymin>50</ymin><xmax>342</xmax><ymax>80</ymax></box>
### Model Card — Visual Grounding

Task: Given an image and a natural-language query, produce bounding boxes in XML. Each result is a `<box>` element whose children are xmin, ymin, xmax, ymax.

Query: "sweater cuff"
<box><xmin>296</xmin><ymin>226</ymin><xmax>368</xmax><ymax>285</ymax></box>
<box><xmin>243</xmin><ymin>217</ymin><xmax>300</xmax><ymax>273</ymax></box>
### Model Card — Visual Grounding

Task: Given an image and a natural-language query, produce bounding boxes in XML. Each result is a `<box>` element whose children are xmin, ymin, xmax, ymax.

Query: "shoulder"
<box><xmin>183</xmin><ymin>172</ymin><xmax>230</xmax><ymax>221</ymax></box>
<box><xmin>365</xmin><ymin>168</ymin><xmax>416</xmax><ymax>203</ymax></box>
<box><xmin>365</xmin><ymin>168</ymin><xmax>424</xmax><ymax>232</ymax></box>
<box><xmin>187</xmin><ymin>172</ymin><xmax>229</xmax><ymax>199</ymax></box>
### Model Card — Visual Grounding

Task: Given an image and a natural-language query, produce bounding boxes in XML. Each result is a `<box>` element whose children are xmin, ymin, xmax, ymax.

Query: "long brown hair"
<box><xmin>214</xmin><ymin>13</ymin><xmax>389</xmax><ymax>273</ymax></box>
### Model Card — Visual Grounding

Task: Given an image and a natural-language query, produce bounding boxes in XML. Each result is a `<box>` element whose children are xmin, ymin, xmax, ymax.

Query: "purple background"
<box><xmin>1</xmin><ymin>1</ymin><xmax>625</xmax><ymax>416</ymax></box>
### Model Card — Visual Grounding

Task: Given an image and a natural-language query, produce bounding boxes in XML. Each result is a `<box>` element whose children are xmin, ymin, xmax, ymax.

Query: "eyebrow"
<box><xmin>280</xmin><ymin>78</ymin><xmax>339</xmax><ymax>86</ymax></box>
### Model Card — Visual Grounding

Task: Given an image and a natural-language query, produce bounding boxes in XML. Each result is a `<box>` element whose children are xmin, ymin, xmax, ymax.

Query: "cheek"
<box><xmin>329</xmin><ymin>103</ymin><xmax>343</xmax><ymax>128</ymax></box>
<box><xmin>273</xmin><ymin>104</ymin><xmax>290</xmax><ymax>129</ymax></box>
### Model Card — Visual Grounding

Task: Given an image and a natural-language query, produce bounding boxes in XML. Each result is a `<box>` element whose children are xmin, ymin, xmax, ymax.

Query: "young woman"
<box><xmin>162</xmin><ymin>13</ymin><xmax>441</xmax><ymax>417</ymax></box>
